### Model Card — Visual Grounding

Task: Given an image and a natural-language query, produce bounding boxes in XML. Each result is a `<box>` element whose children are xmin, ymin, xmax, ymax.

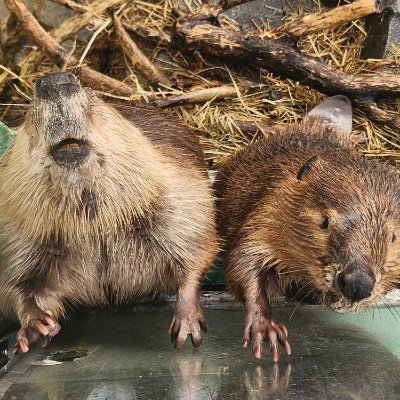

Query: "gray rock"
<box><xmin>218</xmin><ymin>0</ymin><xmax>323</xmax><ymax>32</ymax></box>
<box><xmin>361</xmin><ymin>4</ymin><xmax>400</xmax><ymax>61</ymax></box>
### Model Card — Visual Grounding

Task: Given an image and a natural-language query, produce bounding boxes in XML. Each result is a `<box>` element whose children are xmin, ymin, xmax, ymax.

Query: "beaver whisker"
<box><xmin>288</xmin><ymin>281</ymin><xmax>317</xmax><ymax>321</ymax></box>
<box><xmin>375</xmin><ymin>288</ymin><xmax>400</xmax><ymax>322</ymax></box>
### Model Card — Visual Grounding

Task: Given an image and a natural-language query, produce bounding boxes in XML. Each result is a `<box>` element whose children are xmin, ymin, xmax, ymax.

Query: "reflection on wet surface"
<box><xmin>0</xmin><ymin>304</ymin><xmax>400</xmax><ymax>399</ymax></box>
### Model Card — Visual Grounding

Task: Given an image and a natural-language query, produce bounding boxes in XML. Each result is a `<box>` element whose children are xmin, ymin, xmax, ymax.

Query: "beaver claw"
<box><xmin>169</xmin><ymin>309</ymin><xmax>207</xmax><ymax>350</ymax></box>
<box><xmin>242</xmin><ymin>315</ymin><xmax>291</xmax><ymax>361</ymax></box>
<box><xmin>13</xmin><ymin>311</ymin><xmax>60</xmax><ymax>353</ymax></box>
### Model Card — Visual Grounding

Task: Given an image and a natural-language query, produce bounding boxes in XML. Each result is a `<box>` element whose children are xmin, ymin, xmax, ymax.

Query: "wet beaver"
<box><xmin>214</xmin><ymin>96</ymin><xmax>400</xmax><ymax>361</ymax></box>
<box><xmin>0</xmin><ymin>72</ymin><xmax>217</xmax><ymax>353</ymax></box>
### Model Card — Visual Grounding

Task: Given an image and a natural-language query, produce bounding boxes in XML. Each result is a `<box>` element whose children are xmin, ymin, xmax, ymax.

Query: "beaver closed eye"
<box><xmin>214</xmin><ymin>95</ymin><xmax>400</xmax><ymax>361</ymax></box>
<box><xmin>0</xmin><ymin>72</ymin><xmax>217</xmax><ymax>353</ymax></box>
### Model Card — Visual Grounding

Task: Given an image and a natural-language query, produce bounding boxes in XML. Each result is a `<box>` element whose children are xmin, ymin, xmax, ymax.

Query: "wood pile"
<box><xmin>0</xmin><ymin>0</ymin><xmax>399</xmax><ymax>167</ymax></box>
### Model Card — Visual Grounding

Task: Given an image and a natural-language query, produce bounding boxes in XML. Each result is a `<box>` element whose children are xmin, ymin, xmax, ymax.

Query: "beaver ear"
<box><xmin>306</xmin><ymin>95</ymin><xmax>352</xmax><ymax>136</ymax></box>
<box><xmin>297</xmin><ymin>155</ymin><xmax>318</xmax><ymax>181</ymax></box>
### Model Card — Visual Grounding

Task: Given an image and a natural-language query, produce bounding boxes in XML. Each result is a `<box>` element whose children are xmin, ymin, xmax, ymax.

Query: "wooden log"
<box><xmin>4</xmin><ymin>0</ymin><xmax>134</xmax><ymax>97</ymax></box>
<box><xmin>113</xmin><ymin>14</ymin><xmax>172</xmax><ymax>87</ymax></box>
<box><xmin>270</xmin><ymin>0</ymin><xmax>382</xmax><ymax>38</ymax></box>
<box><xmin>154</xmin><ymin>86</ymin><xmax>237</xmax><ymax>107</ymax></box>
<box><xmin>173</xmin><ymin>21</ymin><xmax>400</xmax><ymax>100</ymax></box>
<box><xmin>172</xmin><ymin>6</ymin><xmax>400</xmax><ymax>126</ymax></box>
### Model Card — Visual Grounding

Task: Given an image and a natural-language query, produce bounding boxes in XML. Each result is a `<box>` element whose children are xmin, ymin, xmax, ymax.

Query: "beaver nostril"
<box><xmin>337</xmin><ymin>269</ymin><xmax>375</xmax><ymax>302</ymax></box>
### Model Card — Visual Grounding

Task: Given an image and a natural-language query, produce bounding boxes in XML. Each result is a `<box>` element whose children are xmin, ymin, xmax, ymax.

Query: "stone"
<box><xmin>361</xmin><ymin>3</ymin><xmax>400</xmax><ymax>60</ymax></box>
<box><xmin>218</xmin><ymin>0</ymin><xmax>326</xmax><ymax>32</ymax></box>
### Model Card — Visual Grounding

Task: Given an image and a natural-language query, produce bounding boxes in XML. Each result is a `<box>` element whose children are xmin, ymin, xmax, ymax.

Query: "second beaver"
<box><xmin>0</xmin><ymin>72</ymin><xmax>218</xmax><ymax>353</ymax></box>
<box><xmin>215</xmin><ymin>96</ymin><xmax>400</xmax><ymax>361</ymax></box>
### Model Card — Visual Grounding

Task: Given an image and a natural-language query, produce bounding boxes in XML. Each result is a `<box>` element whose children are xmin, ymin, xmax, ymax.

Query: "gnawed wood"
<box><xmin>154</xmin><ymin>86</ymin><xmax>237</xmax><ymax>107</ymax></box>
<box><xmin>270</xmin><ymin>0</ymin><xmax>382</xmax><ymax>38</ymax></box>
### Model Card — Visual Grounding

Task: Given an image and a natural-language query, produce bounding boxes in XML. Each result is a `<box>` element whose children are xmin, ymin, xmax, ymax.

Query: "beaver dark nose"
<box><xmin>337</xmin><ymin>264</ymin><xmax>375</xmax><ymax>302</ymax></box>
<box><xmin>35</xmin><ymin>72</ymin><xmax>80</xmax><ymax>100</ymax></box>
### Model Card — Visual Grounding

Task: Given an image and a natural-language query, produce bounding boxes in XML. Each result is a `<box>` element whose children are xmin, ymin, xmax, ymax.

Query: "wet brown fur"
<box><xmin>215</xmin><ymin>121</ymin><xmax>400</xmax><ymax>313</ymax></box>
<box><xmin>0</xmin><ymin>88</ymin><xmax>217</xmax><ymax>339</ymax></box>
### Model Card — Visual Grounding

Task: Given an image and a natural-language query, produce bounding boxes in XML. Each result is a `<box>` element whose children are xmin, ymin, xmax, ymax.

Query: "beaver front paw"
<box><xmin>169</xmin><ymin>308</ymin><xmax>207</xmax><ymax>350</ymax></box>
<box><xmin>14</xmin><ymin>310</ymin><xmax>60</xmax><ymax>353</ymax></box>
<box><xmin>242</xmin><ymin>313</ymin><xmax>291</xmax><ymax>361</ymax></box>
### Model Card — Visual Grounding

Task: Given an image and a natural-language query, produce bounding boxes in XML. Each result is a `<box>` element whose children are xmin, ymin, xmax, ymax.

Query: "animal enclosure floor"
<box><xmin>0</xmin><ymin>304</ymin><xmax>400</xmax><ymax>399</ymax></box>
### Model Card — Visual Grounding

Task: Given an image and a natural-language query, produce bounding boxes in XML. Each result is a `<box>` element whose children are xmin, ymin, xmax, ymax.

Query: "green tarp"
<box><xmin>0</xmin><ymin>122</ymin><xmax>15</xmax><ymax>157</ymax></box>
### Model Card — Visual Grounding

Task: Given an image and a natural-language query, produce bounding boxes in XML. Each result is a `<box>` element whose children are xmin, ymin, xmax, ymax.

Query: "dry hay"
<box><xmin>0</xmin><ymin>0</ymin><xmax>399</xmax><ymax>168</ymax></box>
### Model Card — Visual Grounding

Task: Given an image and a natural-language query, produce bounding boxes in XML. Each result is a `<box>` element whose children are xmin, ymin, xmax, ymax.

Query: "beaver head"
<box><xmin>273</xmin><ymin>96</ymin><xmax>400</xmax><ymax>312</ymax></box>
<box><xmin>7</xmin><ymin>72</ymin><xmax>163</xmax><ymax>236</ymax></box>
<box><xmin>30</xmin><ymin>72</ymin><xmax>95</xmax><ymax>167</ymax></box>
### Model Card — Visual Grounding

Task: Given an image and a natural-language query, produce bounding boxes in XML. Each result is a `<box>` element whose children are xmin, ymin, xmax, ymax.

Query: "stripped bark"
<box><xmin>270</xmin><ymin>0</ymin><xmax>382</xmax><ymax>38</ymax></box>
<box><xmin>154</xmin><ymin>86</ymin><xmax>237</xmax><ymax>107</ymax></box>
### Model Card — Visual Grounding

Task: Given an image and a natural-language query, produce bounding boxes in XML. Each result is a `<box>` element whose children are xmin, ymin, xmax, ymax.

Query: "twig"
<box><xmin>74</xmin><ymin>67</ymin><xmax>133</xmax><ymax>96</ymax></box>
<box><xmin>4</xmin><ymin>0</ymin><xmax>68</xmax><ymax>65</ymax></box>
<box><xmin>4</xmin><ymin>0</ymin><xmax>134</xmax><ymax>97</ymax></box>
<box><xmin>353</xmin><ymin>99</ymin><xmax>400</xmax><ymax>129</ymax></box>
<box><xmin>48</xmin><ymin>0</ymin><xmax>89</xmax><ymax>13</ymax></box>
<box><xmin>153</xmin><ymin>86</ymin><xmax>237</xmax><ymax>107</ymax></box>
<box><xmin>122</xmin><ymin>21</ymin><xmax>170</xmax><ymax>45</ymax></box>
<box><xmin>77</xmin><ymin>17</ymin><xmax>112</xmax><ymax>66</ymax></box>
<box><xmin>113</xmin><ymin>14</ymin><xmax>172</xmax><ymax>87</ymax></box>
<box><xmin>269</xmin><ymin>0</ymin><xmax>382</xmax><ymax>38</ymax></box>
<box><xmin>234</xmin><ymin>120</ymin><xmax>277</xmax><ymax>136</ymax></box>
<box><xmin>15</xmin><ymin>0</ymin><xmax>128</xmax><ymax>80</ymax></box>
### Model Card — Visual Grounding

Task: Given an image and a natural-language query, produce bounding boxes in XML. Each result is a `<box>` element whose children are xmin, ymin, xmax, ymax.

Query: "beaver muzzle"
<box><xmin>336</xmin><ymin>262</ymin><xmax>375</xmax><ymax>303</ymax></box>
<box><xmin>35</xmin><ymin>73</ymin><xmax>91</xmax><ymax>167</ymax></box>
<box><xmin>50</xmin><ymin>138</ymin><xmax>90</xmax><ymax>167</ymax></box>
<box><xmin>35</xmin><ymin>72</ymin><xmax>80</xmax><ymax>101</ymax></box>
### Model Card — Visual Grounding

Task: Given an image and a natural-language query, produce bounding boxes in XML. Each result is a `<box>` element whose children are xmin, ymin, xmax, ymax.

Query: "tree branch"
<box><xmin>4</xmin><ymin>0</ymin><xmax>134</xmax><ymax>97</ymax></box>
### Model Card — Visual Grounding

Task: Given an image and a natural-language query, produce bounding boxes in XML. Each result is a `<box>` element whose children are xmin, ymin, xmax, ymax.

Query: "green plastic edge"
<box><xmin>0</xmin><ymin>122</ymin><xmax>15</xmax><ymax>157</ymax></box>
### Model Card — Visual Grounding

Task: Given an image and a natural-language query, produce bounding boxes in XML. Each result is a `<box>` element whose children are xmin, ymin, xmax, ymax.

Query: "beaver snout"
<box><xmin>336</xmin><ymin>263</ymin><xmax>375</xmax><ymax>302</ymax></box>
<box><xmin>51</xmin><ymin>138</ymin><xmax>90</xmax><ymax>167</ymax></box>
<box><xmin>36</xmin><ymin>72</ymin><xmax>80</xmax><ymax>100</ymax></box>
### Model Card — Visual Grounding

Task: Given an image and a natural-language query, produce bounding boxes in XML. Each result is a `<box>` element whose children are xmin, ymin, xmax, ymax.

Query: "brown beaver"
<box><xmin>214</xmin><ymin>95</ymin><xmax>400</xmax><ymax>361</ymax></box>
<box><xmin>0</xmin><ymin>72</ymin><xmax>217</xmax><ymax>353</ymax></box>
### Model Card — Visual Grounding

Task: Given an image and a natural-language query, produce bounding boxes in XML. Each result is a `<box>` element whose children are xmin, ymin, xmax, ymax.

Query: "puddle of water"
<box><xmin>0</xmin><ymin>305</ymin><xmax>399</xmax><ymax>399</ymax></box>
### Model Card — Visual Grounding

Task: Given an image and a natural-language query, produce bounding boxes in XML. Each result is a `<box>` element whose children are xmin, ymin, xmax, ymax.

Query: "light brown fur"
<box><xmin>0</xmin><ymin>74</ymin><xmax>217</xmax><ymax>351</ymax></box>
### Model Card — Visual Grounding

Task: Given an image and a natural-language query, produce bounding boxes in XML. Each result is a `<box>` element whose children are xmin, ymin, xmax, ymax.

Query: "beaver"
<box><xmin>214</xmin><ymin>95</ymin><xmax>400</xmax><ymax>361</ymax></box>
<box><xmin>0</xmin><ymin>72</ymin><xmax>217</xmax><ymax>353</ymax></box>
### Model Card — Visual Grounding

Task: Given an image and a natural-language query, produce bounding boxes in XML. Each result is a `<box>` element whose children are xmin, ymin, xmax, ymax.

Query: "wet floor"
<box><xmin>0</xmin><ymin>303</ymin><xmax>400</xmax><ymax>399</ymax></box>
